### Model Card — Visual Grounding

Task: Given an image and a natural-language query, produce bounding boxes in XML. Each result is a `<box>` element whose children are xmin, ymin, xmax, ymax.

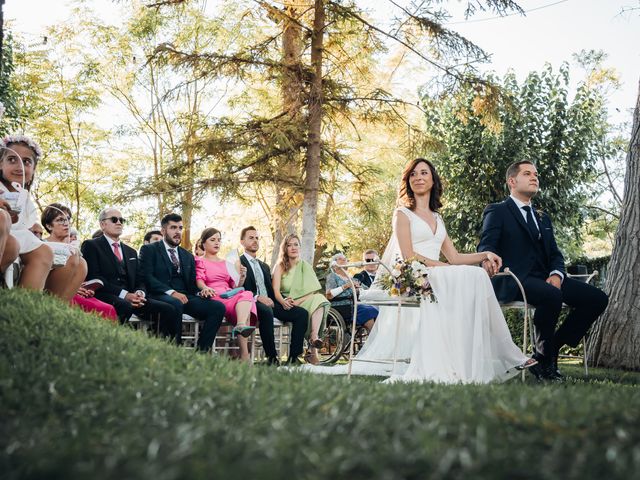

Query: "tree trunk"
<box><xmin>300</xmin><ymin>0</ymin><xmax>324</xmax><ymax>265</ymax></box>
<box><xmin>587</xmin><ymin>79</ymin><xmax>640</xmax><ymax>370</ymax></box>
<box><xmin>270</xmin><ymin>0</ymin><xmax>305</xmax><ymax>266</ymax></box>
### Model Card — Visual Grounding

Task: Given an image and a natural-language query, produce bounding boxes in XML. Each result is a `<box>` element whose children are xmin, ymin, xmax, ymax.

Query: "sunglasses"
<box><xmin>105</xmin><ymin>216</ymin><xmax>126</xmax><ymax>224</ymax></box>
<box><xmin>364</xmin><ymin>258</ymin><xmax>377</xmax><ymax>263</ymax></box>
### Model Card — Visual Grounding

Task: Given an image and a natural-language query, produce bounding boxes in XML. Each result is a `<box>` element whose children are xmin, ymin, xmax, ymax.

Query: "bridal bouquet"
<box><xmin>379</xmin><ymin>257</ymin><xmax>436</xmax><ymax>303</ymax></box>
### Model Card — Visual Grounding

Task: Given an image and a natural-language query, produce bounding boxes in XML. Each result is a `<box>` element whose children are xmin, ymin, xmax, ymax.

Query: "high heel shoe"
<box><xmin>231</xmin><ymin>325</ymin><xmax>256</xmax><ymax>339</ymax></box>
<box><xmin>515</xmin><ymin>358</ymin><xmax>538</xmax><ymax>370</ymax></box>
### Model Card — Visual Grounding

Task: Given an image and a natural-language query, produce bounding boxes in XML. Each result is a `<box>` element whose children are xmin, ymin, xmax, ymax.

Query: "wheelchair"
<box><xmin>315</xmin><ymin>300</ymin><xmax>372</xmax><ymax>365</ymax></box>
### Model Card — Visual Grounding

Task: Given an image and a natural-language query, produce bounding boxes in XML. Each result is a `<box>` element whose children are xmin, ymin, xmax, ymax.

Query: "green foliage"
<box><xmin>3</xmin><ymin>288</ymin><xmax>640</xmax><ymax>479</ymax></box>
<box><xmin>424</xmin><ymin>64</ymin><xmax>610</xmax><ymax>258</ymax></box>
<box><xmin>0</xmin><ymin>34</ymin><xmax>20</xmax><ymax>135</ymax></box>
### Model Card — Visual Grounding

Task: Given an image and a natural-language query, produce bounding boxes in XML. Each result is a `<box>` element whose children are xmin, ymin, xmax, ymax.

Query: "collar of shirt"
<box><xmin>243</xmin><ymin>252</ymin><xmax>258</xmax><ymax>264</ymax></box>
<box><xmin>103</xmin><ymin>233</ymin><xmax>120</xmax><ymax>247</ymax></box>
<box><xmin>162</xmin><ymin>239</ymin><xmax>179</xmax><ymax>255</ymax></box>
<box><xmin>510</xmin><ymin>194</ymin><xmax>533</xmax><ymax>210</ymax></box>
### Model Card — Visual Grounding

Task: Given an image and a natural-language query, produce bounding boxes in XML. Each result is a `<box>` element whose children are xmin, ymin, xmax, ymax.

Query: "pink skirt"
<box><xmin>216</xmin><ymin>290</ymin><xmax>257</xmax><ymax>325</ymax></box>
<box><xmin>72</xmin><ymin>295</ymin><xmax>118</xmax><ymax>322</ymax></box>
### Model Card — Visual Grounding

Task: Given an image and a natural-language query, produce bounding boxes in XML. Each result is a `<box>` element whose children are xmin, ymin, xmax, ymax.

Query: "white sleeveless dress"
<box><xmin>385</xmin><ymin>207</ymin><xmax>528</xmax><ymax>384</ymax></box>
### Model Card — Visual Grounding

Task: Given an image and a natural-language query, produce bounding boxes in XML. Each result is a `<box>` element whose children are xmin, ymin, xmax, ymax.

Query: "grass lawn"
<box><xmin>1</xmin><ymin>288</ymin><xmax>639</xmax><ymax>480</ymax></box>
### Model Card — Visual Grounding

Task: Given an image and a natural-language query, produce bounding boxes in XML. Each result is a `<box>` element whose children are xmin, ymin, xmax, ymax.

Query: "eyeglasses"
<box><xmin>53</xmin><ymin>218</ymin><xmax>71</xmax><ymax>225</ymax></box>
<box><xmin>364</xmin><ymin>258</ymin><xmax>377</xmax><ymax>263</ymax></box>
<box><xmin>104</xmin><ymin>216</ymin><xmax>126</xmax><ymax>224</ymax></box>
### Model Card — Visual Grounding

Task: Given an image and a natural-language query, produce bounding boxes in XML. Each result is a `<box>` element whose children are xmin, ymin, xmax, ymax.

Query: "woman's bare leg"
<box><xmin>46</xmin><ymin>255</ymin><xmax>87</xmax><ymax>302</ymax></box>
<box><xmin>19</xmin><ymin>244</ymin><xmax>53</xmax><ymax>291</ymax></box>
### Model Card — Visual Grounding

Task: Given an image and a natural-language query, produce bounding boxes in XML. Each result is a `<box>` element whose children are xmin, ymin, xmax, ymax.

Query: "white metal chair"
<box><xmin>251</xmin><ymin>318</ymin><xmax>291</xmax><ymax>362</ymax></box>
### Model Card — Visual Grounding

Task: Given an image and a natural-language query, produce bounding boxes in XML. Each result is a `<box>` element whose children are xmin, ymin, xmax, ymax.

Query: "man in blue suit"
<box><xmin>478</xmin><ymin>161</ymin><xmax>608</xmax><ymax>380</ymax></box>
<box><xmin>139</xmin><ymin>213</ymin><xmax>225</xmax><ymax>351</ymax></box>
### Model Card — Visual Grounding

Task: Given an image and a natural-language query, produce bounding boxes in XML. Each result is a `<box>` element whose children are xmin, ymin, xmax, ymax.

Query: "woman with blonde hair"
<box><xmin>272</xmin><ymin>233</ymin><xmax>329</xmax><ymax>364</ymax></box>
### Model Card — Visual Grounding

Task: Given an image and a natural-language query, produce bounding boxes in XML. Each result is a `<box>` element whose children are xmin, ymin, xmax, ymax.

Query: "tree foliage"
<box><xmin>423</xmin><ymin>63</ymin><xmax>611</xmax><ymax>258</ymax></box>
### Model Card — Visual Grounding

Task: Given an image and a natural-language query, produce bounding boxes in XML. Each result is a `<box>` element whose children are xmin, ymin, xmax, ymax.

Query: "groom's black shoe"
<box><xmin>552</xmin><ymin>356</ymin><xmax>565</xmax><ymax>379</ymax></box>
<box><xmin>529</xmin><ymin>357</ymin><xmax>563</xmax><ymax>382</ymax></box>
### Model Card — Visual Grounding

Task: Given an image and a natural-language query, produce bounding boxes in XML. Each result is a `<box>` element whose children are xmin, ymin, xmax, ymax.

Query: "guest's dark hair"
<box><xmin>240</xmin><ymin>226</ymin><xmax>257</xmax><ymax>240</ymax></box>
<box><xmin>506</xmin><ymin>160</ymin><xmax>536</xmax><ymax>185</ymax></box>
<box><xmin>91</xmin><ymin>229</ymin><xmax>103</xmax><ymax>239</ymax></box>
<box><xmin>398</xmin><ymin>158</ymin><xmax>443</xmax><ymax>212</ymax></box>
<box><xmin>277</xmin><ymin>233</ymin><xmax>301</xmax><ymax>274</ymax></box>
<box><xmin>0</xmin><ymin>139</ymin><xmax>41</xmax><ymax>191</ymax></box>
<box><xmin>41</xmin><ymin>203</ymin><xmax>72</xmax><ymax>234</ymax></box>
<box><xmin>143</xmin><ymin>230</ymin><xmax>162</xmax><ymax>243</ymax></box>
<box><xmin>198</xmin><ymin>227</ymin><xmax>221</xmax><ymax>250</ymax></box>
<box><xmin>161</xmin><ymin>213</ymin><xmax>182</xmax><ymax>227</ymax></box>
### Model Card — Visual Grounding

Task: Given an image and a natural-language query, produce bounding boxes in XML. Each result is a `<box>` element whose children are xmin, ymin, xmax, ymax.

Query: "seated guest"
<box><xmin>195</xmin><ymin>227</ymin><xmax>256</xmax><ymax>361</ymax></box>
<box><xmin>140</xmin><ymin>213</ymin><xmax>226</xmax><ymax>351</ymax></box>
<box><xmin>42</xmin><ymin>203</ymin><xmax>117</xmax><ymax>322</ymax></box>
<box><xmin>0</xmin><ymin>200</ymin><xmax>19</xmax><ymax>275</ymax></box>
<box><xmin>1</xmin><ymin>135</ymin><xmax>54</xmax><ymax>293</ymax></box>
<box><xmin>81</xmin><ymin>207</ymin><xmax>177</xmax><ymax>330</ymax></box>
<box><xmin>326</xmin><ymin>252</ymin><xmax>377</xmax><ymax>332</ymax></box>
<box><xmin>240</xmin><ymin>226</ymin><xmax>308</xmax><ymax>365</ymax></box>
<box><xmin>68</xmin><ymin>227</ymin><xmax>79</xmax><ymax>245</ymax></box>
<box><xmin>353</xmin><ymin>249</ymin><xmax>379</xmax><ymax>289</ymax></box>
<box><xmin>272</xmin><ymin>233</ymin><xmax>329</xmax><ymax>365</ymax></box>
<box><xmin>91</xmin><ymin>229</ymin><xmax>103</xmax><ymax>239</ymax></box>
<box><xmin>143</xmin><ymin>229</ymin><xmax>163</xmax><ymax>244</ymax></box>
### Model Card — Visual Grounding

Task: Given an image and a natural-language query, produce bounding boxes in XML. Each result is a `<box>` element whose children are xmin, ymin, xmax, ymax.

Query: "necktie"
<box><xmin>522</xmin><ymin>206</ymin><xmax>540</xmax><ymax>241</ymax></box>
<box><xmin>112</xmin><ymin>242</ymin><xmax>122</xmax><ymax>262</ymax></box>
<box><xmin>251</xmin><ymin>258</ymin><xmax>268</xmax><ymax>297</ymax></box>
<box><xmin>168</xmin><ymin>248</ymin><xmax>180</xmax><ymax>273</ymax></box>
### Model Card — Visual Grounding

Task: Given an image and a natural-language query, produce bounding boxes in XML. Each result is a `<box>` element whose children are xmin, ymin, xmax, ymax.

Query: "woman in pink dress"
<box><xmin>195</xmin><ymin>227</ymin><xmax>257</xmax><ymax>361</ymax></box>
<box><xmin>41</xmin><ymin>203</ymin><xmax>117</xmax><ymax>322</ymax></box>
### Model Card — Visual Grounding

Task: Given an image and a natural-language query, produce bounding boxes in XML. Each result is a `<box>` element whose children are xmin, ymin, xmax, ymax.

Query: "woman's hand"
<box><xmin>199</xmin><ymin>286</ymin><xmax>216</xmax><ymax>299</ymax></box>
<box><xmin>77</xmin><ymin>287</ymin><xmax>94</xmax><ymax>298</ymax></box>
<box><xmin>282</xmin><ymin>297</ymin><xmax>295</xmax><ymax>310</ymax></box>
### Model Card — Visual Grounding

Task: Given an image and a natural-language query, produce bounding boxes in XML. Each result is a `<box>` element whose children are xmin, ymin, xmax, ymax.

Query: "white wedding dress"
<box><xmin>305</xmin><ymin>207</ymin><xmax>528</xmax><ymax>384</ymax></box>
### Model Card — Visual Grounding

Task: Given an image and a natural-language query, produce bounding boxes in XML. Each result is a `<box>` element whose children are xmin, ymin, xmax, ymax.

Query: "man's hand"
<box><xmin>171</xmin><ymin>291</ymin><xmax>189</xmax><ymax>304</ymax></box>
<box><xmin>125</xmin><ymin>292</ymin><xmax>147</xmax><ymax>307</ymax></box>
<box><xmin>256</xmin><ymin>295</ymin><xmax>274</xmax><ymax>308</ymax></box>
<box><xmin>546</xmin><ymin>275</ymin><xmax>562</xmax><ymax>289</ymax></box>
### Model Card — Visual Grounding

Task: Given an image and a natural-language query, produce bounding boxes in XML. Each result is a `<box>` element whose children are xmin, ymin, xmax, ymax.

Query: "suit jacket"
<box><xmin>81</xmin><ymin>236</ymin><xmax>143</xmax><ymax>296</ymax></box>
<box><xmin>139</xmin><ymin>240</ymin><xmax>198</xmax><ymax>296</ymax></box>
<box><xmin>354</xmin><ymin>270</ymin><xmax>375</xmax><ymax>289</ymax></box>
<box><xmin>240</xmin><ymin>254</ymin><xmax>277</xmax><ymax>302</ymax></box>
<box><xmin>478</xmin><ymin>197</ymin><xmax>565</xmax><ymax>302</ymax></box>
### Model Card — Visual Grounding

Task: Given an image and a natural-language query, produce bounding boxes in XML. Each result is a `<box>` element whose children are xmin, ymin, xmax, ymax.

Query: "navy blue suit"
<box><xmin>139</xmin><ymin>241</ymin><xmax>225</xmax><ymax>351</ymax></box>
<box><xmin>479</xmin><ymin>197</ymin><xmax>608</xmax><ymax>360</ymax></box>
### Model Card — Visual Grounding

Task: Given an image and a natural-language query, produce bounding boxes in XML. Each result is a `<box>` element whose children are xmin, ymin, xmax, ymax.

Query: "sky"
<box><xmin>3</xmin><ymin>0</ymin><xmax>638</xmax><ymax>247</ymax></box>
<box><xmin>5</xmin><ymin>0</ymin><xmax>638</xmax><ymax>123</ymax></box>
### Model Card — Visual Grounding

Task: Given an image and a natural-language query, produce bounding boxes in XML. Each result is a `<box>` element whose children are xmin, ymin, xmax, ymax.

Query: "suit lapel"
<box><xmin>99</xmin><ymin>235</ymin><xmax>120</xmax><ymax>270</ymax></box>
<box><xmin>505</xmin><ymin>198</ymin><xmax>536</xmax><ymax>243</ymax></box>
<box><xmin>157</xmin><ymin>241</ymin><xmax>173</xmax><ymax>274</ymax></box>
<box><xmin>122</xmin><ymin>243</ymin><xmax>136</xmax><ymax>289</ymax></box>
<box><xmin>534</xmin><ymin>209</ymin><xmax>552</xmax><ymax>256</ymax></box>
<box><xmin>241</xmin><ymin>256</ymin><xmax>256</xmax><ymax>292</ymax></box>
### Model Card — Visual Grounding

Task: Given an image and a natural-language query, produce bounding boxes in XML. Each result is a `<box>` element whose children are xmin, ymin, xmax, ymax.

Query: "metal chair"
<box><xmin>251</xmin><ymin>318</ymin><xmax>291</xmax><ymax>362</ymax></box>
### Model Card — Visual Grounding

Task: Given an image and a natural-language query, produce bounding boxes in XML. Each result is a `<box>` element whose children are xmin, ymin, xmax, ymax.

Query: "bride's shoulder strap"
<box><xmin>395</xmin><ymin>206</ymin><xmax>411</xmax><ymax>218</ymax></box>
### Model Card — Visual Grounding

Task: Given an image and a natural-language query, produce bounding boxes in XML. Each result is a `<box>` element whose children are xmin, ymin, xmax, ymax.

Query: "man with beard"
<box><xmin>140</xmin><ymin>213</ymin><xmax>225</xmax><ymax>351</ymax></box>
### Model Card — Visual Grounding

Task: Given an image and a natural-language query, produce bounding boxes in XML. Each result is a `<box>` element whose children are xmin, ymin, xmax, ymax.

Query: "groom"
<box><xmin>478</xmin><ymin>160</ymin><xmax>608</xmax><ymax>380</ymax></box>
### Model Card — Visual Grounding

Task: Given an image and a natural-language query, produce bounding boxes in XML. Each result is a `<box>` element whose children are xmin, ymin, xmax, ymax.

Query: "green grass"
<box><xmin>1</xmin><ymin>288</ymin><xmax>640</xmax><ymax>480</ymax></box>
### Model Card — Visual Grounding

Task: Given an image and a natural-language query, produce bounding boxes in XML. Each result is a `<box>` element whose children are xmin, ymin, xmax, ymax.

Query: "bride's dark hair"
<box><xmin>398</xmin><ymin>158</ymin><xmax>443</xmax><ymax>212</ymax></box>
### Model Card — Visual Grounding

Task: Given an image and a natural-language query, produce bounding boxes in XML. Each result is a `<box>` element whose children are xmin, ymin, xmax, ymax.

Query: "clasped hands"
<box><xmin>125</xmin><ymin>291</ymin><xmax>147</xmax><ymax>307</ymax></box>
<box><xmin>481</xmin><ymin>252</ymin><xmax>502</xmax><ymax>277</ymax></box>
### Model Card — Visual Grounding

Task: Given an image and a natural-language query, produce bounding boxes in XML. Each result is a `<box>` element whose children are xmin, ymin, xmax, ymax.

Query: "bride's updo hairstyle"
<box><xmin>398</xmin><ymin>157</ymin><xmax>443</xmax><ymax>212</ymax></box>
<box><xmin>277</xmin><ymin>233</ymin><xmax>301</xmax><ymax>274</ymax></box>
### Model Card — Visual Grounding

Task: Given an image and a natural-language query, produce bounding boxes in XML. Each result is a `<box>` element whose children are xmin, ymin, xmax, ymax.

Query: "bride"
<box><xmin>307</xmin><ymin>158</ymin><xmax>535</xmax><ymax>383</ymax></box>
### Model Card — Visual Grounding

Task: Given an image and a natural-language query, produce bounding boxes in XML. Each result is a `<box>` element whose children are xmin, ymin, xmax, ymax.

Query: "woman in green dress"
<box><xmin>272</xmin><ymin>233</ymin><xmax>329</xmax><ymax>364</ymax></box>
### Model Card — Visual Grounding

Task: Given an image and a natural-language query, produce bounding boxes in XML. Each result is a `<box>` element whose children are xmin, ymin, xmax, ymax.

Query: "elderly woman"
<box><xmin>325</xmin><ymin>252</ymin><xmax>378</xmax><ymax>332</ymax></box>
<box><xmin>42</xmin><ymin>203</ymin><xmax>117</xmax><ymax>322</ymax></box>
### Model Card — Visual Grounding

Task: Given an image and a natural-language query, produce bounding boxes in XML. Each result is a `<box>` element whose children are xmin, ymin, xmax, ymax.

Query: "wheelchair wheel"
<box><xmin>353</xmin><ymin>325</ymin><xmax>370</xmax><ymax>354</ymax></box>
<box><xmin>316</xmin><ymin>307</ymin><xmax>347</xmax><ymax>365</ymax></box>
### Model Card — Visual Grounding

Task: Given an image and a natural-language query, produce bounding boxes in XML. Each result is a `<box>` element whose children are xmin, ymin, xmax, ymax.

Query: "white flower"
<box><xmin>392</xmin><ymin>269</ymin><xmax>401</xmax><ymax>277</ymax></box>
